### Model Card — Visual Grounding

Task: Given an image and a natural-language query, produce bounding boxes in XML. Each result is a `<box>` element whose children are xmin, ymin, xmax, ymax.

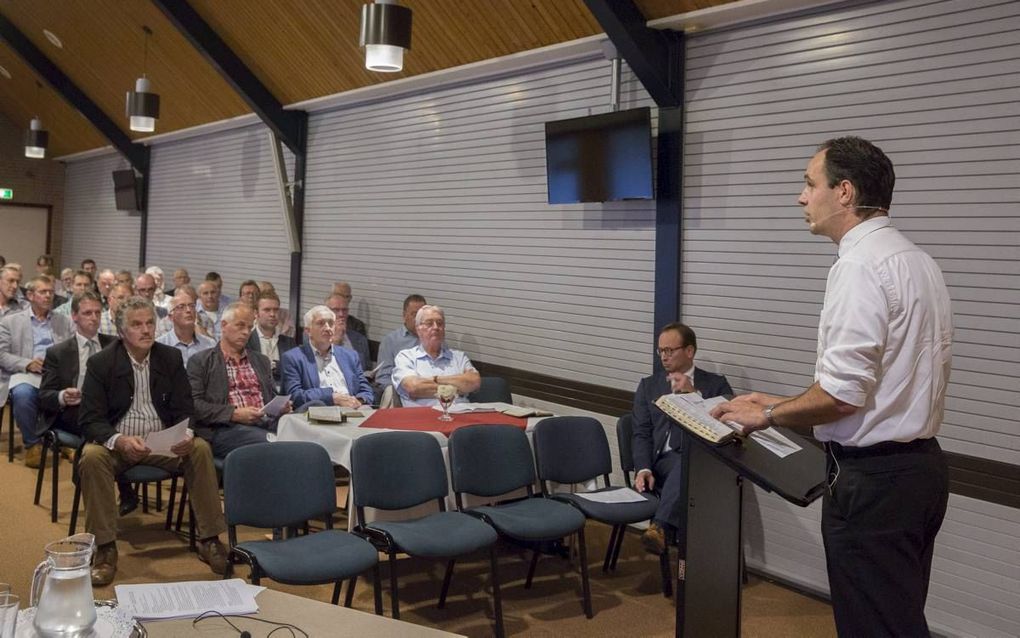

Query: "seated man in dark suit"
<box><xmin>326</xmin><ymin>292</ymin><xmax>370</xmax><ymax>371</ymax></box>
<box><xmin>188</xmin><ymin>302</ymin><xmax>291</xmax><ymax>457</ymax></box>
<box><xmin>632</xmin><ymin>322</ymin><xmax>733</xmax><ymax>555</ymax></box>
<box><xmin>245</xmin><ymin>290</ymin><xmax>296</xmax><ymax>392</ymax></box>
<box><xmin>281</xmin><ymin>305</ymin><xmax>373</xmax><ymax>409</ymax></box>
<box><xmin>78</xmin><ymin>296</ymin><xmax>228</xmax><ymax>586</ymax></box>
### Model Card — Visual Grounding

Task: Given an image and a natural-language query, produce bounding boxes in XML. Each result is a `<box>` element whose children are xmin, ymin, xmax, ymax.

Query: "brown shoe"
<box><xmin>60</xmin><ymin>446</ymin><xmax>75</xmax><ymax>461</ymax></box>
<box><xmin>641</xmin><ymin>522</ymin><xmax>667</xmax><ymax>556</ymax></box>
<box><xmin>91</xmin><ymin>543</ymin><xmax>118</xmax><ymax>587</ymax></box>
<box><xmin>198</xmin><ymin>538</ymin><xmax>229</xmax><ymax>576</ymax></box>
<box><xmin>24</xmin><ymin>444</ymin><xmax>42</xmax><ymax>469</ymax></box>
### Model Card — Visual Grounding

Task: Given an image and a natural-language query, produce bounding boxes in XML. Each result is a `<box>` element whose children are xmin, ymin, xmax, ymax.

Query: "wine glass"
<box><xmin>436</xmin><ymin>384</ymin><xmax>457</xmax><ymax>422</ymax></box>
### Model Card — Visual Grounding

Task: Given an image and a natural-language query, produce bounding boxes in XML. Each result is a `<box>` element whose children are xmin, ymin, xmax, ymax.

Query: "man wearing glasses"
<box><xmin>631</xmin><ymin>322</ymin><xmax>732</xmax><ymax>555</ymax></box>
<box><xmin>156</xmin><ymin>292</ymin><xmax>215</xmax><ymax>366</ymax></box>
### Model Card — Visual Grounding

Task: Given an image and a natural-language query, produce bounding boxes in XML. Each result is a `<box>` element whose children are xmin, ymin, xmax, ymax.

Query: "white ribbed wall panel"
<box><xmin>146</xmin><ymin>124</ymin><xmax>293</xmax><ymax>302</ymax></box>
<box><xmin>683</xmin><ymin>1</ymin><xmax>1020</xmax><ymax>635</ymax></box>
<box><xmin>62</xmin><ymin>152</ymin><xmax>140</xmax><ymax>272</ymax></box>
<box><xmin>302</xmin><ymin>58</ymin><xmax>658</xmax><ymax>389</ymax></box>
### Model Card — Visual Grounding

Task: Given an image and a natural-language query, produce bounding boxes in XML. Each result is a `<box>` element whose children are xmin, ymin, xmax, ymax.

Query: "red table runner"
<box><xmin>359</xmin><ymin>407</ymin><xmax>527</xmax><ymax>437</ymax></box>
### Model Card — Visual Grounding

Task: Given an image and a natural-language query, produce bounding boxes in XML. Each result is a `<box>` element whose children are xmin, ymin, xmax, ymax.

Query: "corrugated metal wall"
<box><xmin>682</xmin><ymin>0</ymin><xmax>1020</xmax><ymax>635</ymax></box>
<box><xmin>61</xmin><ymin>152</ymin><xmax>140</xmax><ymax>273</ymax></box>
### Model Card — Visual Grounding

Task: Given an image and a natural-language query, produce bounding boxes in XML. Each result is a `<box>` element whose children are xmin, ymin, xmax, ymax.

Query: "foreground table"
<box><xmin>142</xmin><ymin>588</ymin><xmax>465</xmax><ymax>637</ymax></box>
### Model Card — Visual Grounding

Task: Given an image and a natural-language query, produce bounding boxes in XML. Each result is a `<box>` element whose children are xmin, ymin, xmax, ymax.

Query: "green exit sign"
<box><xmin>0</xmin><ymin>188</ymin><xmax>12</xmax><ymax>200</ymax></box>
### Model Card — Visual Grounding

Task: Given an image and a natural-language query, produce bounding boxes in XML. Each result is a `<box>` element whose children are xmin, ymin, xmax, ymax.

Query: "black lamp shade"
<box><xmin>126</xmin><ymin>90</ymin><xmax>160</xmax><ymax>119</ymax></box>
<box><xmin>359</xmin><ymin>2</ymin><xmax>412</xmax><ymax>50</ymax></box>
<box><xmin>25</xmin><ymin>128</ymin><xmax>48</xmax><ymax>148</ymax></box>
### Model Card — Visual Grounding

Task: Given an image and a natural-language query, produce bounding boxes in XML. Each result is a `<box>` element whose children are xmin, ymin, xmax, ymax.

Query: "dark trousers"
<box><xmin>652</xmin><ymin>448</ymin><xmax>685</xmax><ymax>529</ymax></box>
<box><xmin>822</xmin><ymin>438</ymin><xmax>948</xmax><ymax>638</ymax></box>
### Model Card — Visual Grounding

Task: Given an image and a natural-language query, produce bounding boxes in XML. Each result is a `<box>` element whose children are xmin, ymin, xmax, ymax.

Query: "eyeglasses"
<box><xmin>655</xmin><ymin>345</ymin><xmax>687</xmax><ymax>357</ymax></box>
<box><xmin>420</xmin><ymin>320</ymin><xmax>445</xmax><ymax>328</ymax></box>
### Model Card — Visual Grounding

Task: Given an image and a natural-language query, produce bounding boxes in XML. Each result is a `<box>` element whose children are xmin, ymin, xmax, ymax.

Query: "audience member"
<box><xmin>96</xmin><ymin>269</ymin><xmax>116</xmax><ymax>308</ymax></box>
<box><xmin>188</xmin><ymin>302</ymin><xmax>291</xmax><ymax>457</ymax></box>
<box><xmin>99</xmin><ymin>283</ymin><xmax>133</xmax><ymax>336</ymax></box>
<box><xmin>238</xmin><ymin>280</ymin><xmax>260</xmax><ymax>309</ymax></box>
<box><xmin>245</xmin><ymin>291</ymin><xmax>296</xmax><ymax>391</ymax></box>
<box><xmin>168</xmin><ymin>268</ymin><xmax>190</xmax><ymax>296</ymax></box>
<box><xmin>0</xmin><ymin>276</ymin><xmax>72</xmax><ymax>467</ymax></box>
<box><xmin>145</xmin><ymin>266</ymin><xmax>169</xmax><ymax>308</ymax></box>
<box><xmin>54</xmin><ymin>270</ymin><xmax>94</xmax><ymax>317</ymax></box>
<box><xmin>114</xmin><ymin>270</ymin><xmax>134</xmax><ymax>288</ymax></box>
<box><xmin>257</xmin><ymin>281</ymin><xmax>295</xmax><ymax>337</ymax></box>
<box><xmin>203</xmin><ymin>272</ymin><xmax>231</xmax><ymax>308</ymax></box>
<box><xmin>156</xmin><ymin>292</ymin><xmax>215</xmax><ymax>365</ymax></box>
<box><xmin>58</xmin><ymin>267</ymin><xmax>74</xmax><ymax>297</ymax></box>
<box><xmin>197</xmin><ymin>281</ymin><xmax>223</xmax><ymax>340</ymax></box>
<box><xmin>0</xmin><ymin>265</ymin><xmax>27</xmax><ymax>318</ymax></box>
<box><xmin>375</xmin><ymin>294</ymin><xmax>426</xmax><ymax>390</ymax></box>
<box><xmin>80</xmin><ymin>259</ymin><xmax>97</xmax><ymax>277</ymax></box>
<box><xmin>392</xmin><ymin>305</ymin><xmax>479</xmax><ymax>407</ymax></box>
<box><xmin>331</xmin><ymin>281</ymin><xmax>367</xmax><ymax>336</ymax></box>
<box><xmin>78</xmin><ymin>296</ymin><xmax>228</xmax><ymax>586</ymax></box>
<box><xmin>134</xmin><ymin>273</ymin><xmax>168</xmax><ymax>319</ymax></box>
<box><xmin>325</xmin><ymin>293</ymin><xmax>370</xmax><ymax>370</ymax></box>
<box><xmin>631</xmin><ymin>322</ymin><xmax>732</xmax><ymax>555</ymax></box>
<box><xmin>281</xmin><ymin>306</ymin><xmax>373</xmax><ymax>408</ymax></box>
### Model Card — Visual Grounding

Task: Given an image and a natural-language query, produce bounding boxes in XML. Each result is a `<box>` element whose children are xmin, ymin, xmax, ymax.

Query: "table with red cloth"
<box><xmin>359</xmin><ymin>406</ymin><xmax>527</xmax><ymax>436</ymax></box>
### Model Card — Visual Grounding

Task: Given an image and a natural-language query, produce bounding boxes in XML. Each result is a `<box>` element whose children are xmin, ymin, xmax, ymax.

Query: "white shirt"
<box><xmin>315</xmin><ymin>348</ymin><xmax>350</xmax><ymax>396</ymax></box>
<box><xmin>58</xmin><ymin>332</ymin><xmax>102</xmax><ymax>407</ymax></box>
<box><xmin>813</xmin><ymin>217</ymin><xmax>953</xmax><ymax>447</ymax></box>
<box><xmin>392</xmin><ymin>344</ymin><xmax>476</xmax><ymax>408</ymax></box>
<box><xmin>106</xmin><ymin>351</ymin><xmax>164</xmax><ymax>450</ymax></box>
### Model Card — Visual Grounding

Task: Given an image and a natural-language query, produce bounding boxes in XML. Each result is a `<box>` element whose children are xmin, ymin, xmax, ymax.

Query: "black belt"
<box><xmin>824</xmin><ymin>437</ymin><xmax>937</xmax><ymax>460</ymax></box>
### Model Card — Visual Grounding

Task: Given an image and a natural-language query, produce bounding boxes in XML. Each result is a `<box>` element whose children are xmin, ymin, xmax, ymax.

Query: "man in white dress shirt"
<box><xmin>713</xmin><ymin>137</ymin><xmax>952</xmax><ymax>638</ymax></box>
<box><xmin>392</xmin><ymin>305</ymin><xmax>480</xmax><ymax>407</ymax></box>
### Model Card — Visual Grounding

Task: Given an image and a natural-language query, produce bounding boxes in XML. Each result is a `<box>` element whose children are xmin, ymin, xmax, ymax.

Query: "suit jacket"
<box><xmin>39</xmin><ymin>333</ymin><xmax>116</xmax><ymax>434</ymax></box>
<box><xmin>187</xmin><ymin>345</ymin><xmax>277</xmax><ymax>439</ymax></box>
<box><xmin>245</xmin><ymin>331</ymin><xmax>297</xmax><ymax>387</ymax></box>
<box><xmin>79</xmin><ymin>341</ymin><xmax>194</xmax><ymax>444</ymax></box>
<box><xmin>345</xmin><ymin>329</ymin><xmax>371</xmax><ymax>371</ymax></box>
<box><xmin>0</xmin><ymin>310</ymin><xmax>73</xmax><ymax>386</ymax></box>
<box><xmin>281</xmin><ymin>343</ymin><xmax>373</xmax><ymax>407</ymax></box>
<box><xmin>348</xmin><ymin>315</ymin><xmax>367</xmax><ymax>338</ymax></box>
<box><xmin>631</xmin><ymin>367</ymin><xmax>733</xmax><ymax>473</ymax></box>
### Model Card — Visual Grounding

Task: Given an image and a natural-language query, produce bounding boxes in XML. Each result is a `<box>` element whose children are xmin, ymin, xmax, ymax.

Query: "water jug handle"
<box><xmin>30</xmin><ymin>559</ymin><xmax>51</xmax><ymax>607</ymax></box>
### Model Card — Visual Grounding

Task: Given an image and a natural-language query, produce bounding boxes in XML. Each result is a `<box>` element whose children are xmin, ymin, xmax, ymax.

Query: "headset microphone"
<box><xmin>808</xmin><ymin>205</ymin><xmax>888</xmax><ymax>232</ymax></box>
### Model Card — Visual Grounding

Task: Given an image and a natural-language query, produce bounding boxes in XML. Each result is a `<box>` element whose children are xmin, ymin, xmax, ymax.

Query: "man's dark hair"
<box><xmin>818</xmin><ymin>136</ymin><xmax>895</xmax><ymax>212</ymax></box>
<box><xmin>71</xmin><ymin>290</ymin><xmax>102</xmax><ymax>314</ymax></box>
<box><xmin>402</xmin><ymin>294</ymin><xmax>427</xmax><ymax>312</ymax></box>
<box><xmin>80</xmin><ymin>258</ymin><xmax>96</xmax><ymax>268</ymax></box>
<box><xmin>257</xmin><ymin>290</ymin><xmax>280</xmax><ymax>305</ymax></box>
<box><xmin>74</xmin><ymin>269</ymin><xmax>94</xmax><ymax>284</ymax></box>
<box><xmin>659</xmin><ymin>322</ymin><xmax>697</xmax><ymax>352</ymax></box>
<box><xmin>238</xmin><ymin>279</ymin><xmax>259</xmax><ymax>295</ymax></box>
<box><xmin>205</xmin><ymin>271</ymin><xmax>222</xmax><ymax>283</ymax></box>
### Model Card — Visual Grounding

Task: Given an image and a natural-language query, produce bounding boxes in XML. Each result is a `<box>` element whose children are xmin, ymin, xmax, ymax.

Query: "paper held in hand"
<box><xmin>261</xmin><ymin>394</ymin><xmax>290</xmax><ymax>417</ymax></box>
<box><xmin>143</xmin><ymin>418</ymin><xmax>191</xmax><ymax>456</ymax></box>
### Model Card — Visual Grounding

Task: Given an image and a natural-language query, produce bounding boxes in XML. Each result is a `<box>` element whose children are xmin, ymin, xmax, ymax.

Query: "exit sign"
<box><xmin>0</xmin><ymin>188</ymin><xmax>12</xmax><ymax>200</ymax></box>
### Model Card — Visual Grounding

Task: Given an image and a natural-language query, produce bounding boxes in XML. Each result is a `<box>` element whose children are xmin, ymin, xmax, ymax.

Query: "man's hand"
<box><xmin>280</xmin><ymin>400</ymin><xmax>293</xmax><ymax>416</ymax></box>
<box><xmin>114</xmin><ymin>436</ymin><xmax>150</xmax><ymax>463</ymax></box>
<box><xmin>231</xmin><ymin>406</ymin><xmax>264</xmax><ymax>424</ymax></box>
<box><xmin>170</xmin><ymin>433</ymin><xmax>194</xmax><ymax>457</ymax></box>
<box><xmin>26</xmin><ymin>358</ymin><xmax>44</xmax><ymax>374</ymax></box>
<box><xmin>709</xmin><ymin>396</ymin><xmax>769</xmax><ymax>435</ymax></box>
<box><xmin>667</xmin><ymin>372</ymin><xmax>695</xmax><ymax>394</ymax></box>
<box><xmin>635</xmin><ymin>469</ymin><xmax>655</xmax><ymax>493</ymax></box>
<box><xmin>63</xmin><ymin>387</ymin><xmax>82</xmax><ymax>406</ymax></box>
<box><xmin>333</xmin><ymin>394</ymin><xmax>362</xmax><ymax>408</ymax></box>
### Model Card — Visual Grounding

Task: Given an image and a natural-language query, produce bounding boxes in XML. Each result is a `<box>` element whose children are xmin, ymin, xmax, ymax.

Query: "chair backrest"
<box><xmin>468</xmin><ymin>376</ymin><xmax>512</xmax><ymax>404</ymax></box>
<box><xmin>350</xmin><ymin>431</ymin><xmax>448</xmax><ymax>510</ymax></box>
<box><xmin>223</xmin><ymin>442</ymin><xmax>336</xmax><ymax>529</ymax></box>
<box><xmin>449</xmin><ymin>424</ymin><xmax>535</xmax><ymax>497</ymax></box>
<box><xmin>616</xmin><ymin>413</ymin><xmax>635</xmax><ymax>485</ymax></box>
<box><xmin>533</xmin><ymin>416</ymin><xmax>612</xmax><ymax>485</ymax></box>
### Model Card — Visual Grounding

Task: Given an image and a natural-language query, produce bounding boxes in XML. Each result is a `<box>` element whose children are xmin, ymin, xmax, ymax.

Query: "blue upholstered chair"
<box><xmin>222</xmin><ymin>442</ymin><xmax>381</xmax><ymax>609</ymax></box>
<box><xmin>448</xmin><ymin>423</ymin><xmax>593</xmax><ymax>619</ymax></box>
<box><xmin>34</xmin><ymin>428</ymin><xmax>83</xmax><ymax>522</ymax></box>
<box><xmin>351</xmin><ymin>431</ymin><xmax>504</xmax><ymax>636</ymax></box>
<box><xmin>467</xmin><ymin>376</ymin><xmax>512</xmax><ymax>404</ymax></box>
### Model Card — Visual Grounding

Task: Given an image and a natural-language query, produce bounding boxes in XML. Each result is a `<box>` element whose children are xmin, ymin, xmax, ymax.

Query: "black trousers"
<box><xmin>822</xmin><ymin>438</ymin><xmax>949</xmax><ymax>638</ymax></box>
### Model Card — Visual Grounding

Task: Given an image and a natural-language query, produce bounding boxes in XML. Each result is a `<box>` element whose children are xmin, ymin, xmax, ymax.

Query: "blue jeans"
<box><xmin>10</xmin><ymin>382</ymin><xmax>41</xmax><ymax>447</ymax></box>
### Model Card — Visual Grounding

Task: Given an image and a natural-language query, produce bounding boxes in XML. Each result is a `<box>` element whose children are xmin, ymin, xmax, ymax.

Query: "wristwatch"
<box><xmin>433</xmin><ymin>375</ymin><xmax>439</xmax><ymax>384</ymax></box>
<box><xmin>763</xmin><ymin>404</ymin><xmax>778</xmax><ymax>427</ymax></box>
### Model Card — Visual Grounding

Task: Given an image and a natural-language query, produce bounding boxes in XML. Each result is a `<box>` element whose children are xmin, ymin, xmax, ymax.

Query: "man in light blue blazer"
<box><xmin>281</xmin><ymin>305</ymin><xmax>374</xmax><ymax>409</ymax></box>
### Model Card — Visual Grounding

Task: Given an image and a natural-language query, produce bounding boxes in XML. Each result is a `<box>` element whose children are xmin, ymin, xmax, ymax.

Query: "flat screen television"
<box><xmin>112</xmin><ymin>169</ymin><xmax>140</xmax><ymax>211</ymax></box>
<box><xmin>544</xmin><ymin>106</ymin><xmax>654</xmax><ymax>204</ymax></box>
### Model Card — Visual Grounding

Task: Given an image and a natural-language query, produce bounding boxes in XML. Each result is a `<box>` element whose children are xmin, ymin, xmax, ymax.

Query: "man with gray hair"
<box><xmin>281</xmin><ymin>305</ymin><xmax>373</xmax><ymax>408</ymax></box>
<box><xmin>392</xmin><ymin>305</ymin><xmax>480</xmax><ymax>408</ymax></box>
<box><xmin>0</xmin><ymin>264</ymin><xmax>27</xmax><ymax>318</ymax></box>
<box><xmin>96</xmin><ymin>269</ymin><xmax>116</xmax><ymax>309</ymax></box>
<box><xmin>145</xmin><ymin>266</ymin><xmax>169</xmax><ymax>309</ymax></box>
<box><xmin>79</xmin><ymin>296</ymin><xmax>228</xmax><ymax>586</ymax></box>
<box><xmin>156</xmin><ymin>291</ymin><xmax>215</xmax><ymax>365</ymax></box>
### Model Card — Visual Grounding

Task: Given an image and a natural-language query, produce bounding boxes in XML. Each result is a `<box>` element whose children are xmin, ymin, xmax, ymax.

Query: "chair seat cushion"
<box><xmin>470</xmin><ymin>497</ymin><xmax>586</xmax><ymax>541</ymax></box>
<box><xmin>236</xmin><ymin>529</ymin><xmax>378</xmax><ymax>585</ymax></box>
<box><xmin>121</xmin><ymin>465</ymin><xmax>177</xmax><ymax>482</ymax></box>
<box><xmin>53</xmin><ymin>430</ymin><xmax>83</xmax><ymax>449</ymax></box>
<box><xmin>551</xmin><ymin>489</ymin><xmax>659</xmax><ymax>525</ymax></box>
<box><xmin>369</xmin><ymin>511</ymin><xmax>497</xmax><ymax>558</ymax></box>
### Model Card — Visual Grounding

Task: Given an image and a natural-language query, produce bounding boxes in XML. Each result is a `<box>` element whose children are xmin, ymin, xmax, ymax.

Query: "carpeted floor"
<box><xmin>0</xmin><ymin>428</ymin><xmax>836</xmax><ymax>637</ymax></box>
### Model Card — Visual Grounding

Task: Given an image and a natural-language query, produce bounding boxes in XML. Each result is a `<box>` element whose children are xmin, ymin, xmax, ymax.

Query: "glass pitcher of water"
<box><xmin>30</xmin><ymin>533</ymin><xmax>97</xmax><ymax>637</ymax></box>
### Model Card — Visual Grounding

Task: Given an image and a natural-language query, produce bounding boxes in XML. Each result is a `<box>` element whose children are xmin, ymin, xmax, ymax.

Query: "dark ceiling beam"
<box><xmin>0</xmin><ymin>11</ymin><xmax>150</xmax><ymax>173</ymax></box>
<box><xmin>151</xmin><ymin>0</ymin><xmax>307</xmax><ymax>156</ymax></box>
<box><xmin>583</xmin><ymin>0</ymin><xmax>683</xmax><ymax>108</ymax></box>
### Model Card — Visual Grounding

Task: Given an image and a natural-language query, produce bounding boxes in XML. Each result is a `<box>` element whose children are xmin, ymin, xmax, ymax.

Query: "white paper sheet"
<box><xmin>749</xmin><ymin>428</ymin><xmax>802</xmax><ymax>458</ymax></box>
<box><xmin>143</xmin><ymin>418</ymin><xmax>190</xmax><ymax>457</ymax></box>
<box><xmin>10</xmin><ymin>372</ymin><xmax>41</xmax><ymax>389</ymax></box>
<box><xmin>115</xmin><ymin>578</ymin><xmax>264</xmax><ymax>620</ymax></box>
<box><xmin>434</xmin><ymin>402</ymin><xmax>511</xmax><ymax>414</ymax></box>
<box><xmin>261</xmin><ymin>394</ymin><xmax>290</xmax><ymax>417</ymax></box>
<box><xmin>574</xmin><ymin>487</ymin><xmax>648</xmax><ymax>504</ymax></box>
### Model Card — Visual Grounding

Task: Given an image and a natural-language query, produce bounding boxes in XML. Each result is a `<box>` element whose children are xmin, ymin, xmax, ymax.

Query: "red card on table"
<box><xmin>359</xmin><ymin>406</ymin><xmax>527</xmax><ymax>437</ymax></box>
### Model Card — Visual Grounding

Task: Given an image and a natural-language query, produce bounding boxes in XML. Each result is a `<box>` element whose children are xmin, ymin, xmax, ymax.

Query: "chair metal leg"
<box><xmin>175</xmin><ymin>485</ymin><xmax>188</xmax><ymax>533</ymax></box>
<box><xmin>602</xmin><ymin>525</ymin><xmax>620</xmax><ymax>572</ymax></box>
<box><xmin>343</xmin><ymin>576</ymin><xmax>357</xmax><ymax>608</ymax></box>
<box><xmin>372</xmin><ymin>563</ymin><xmax>383</xmax><ymax>616</ymax></box>
<box><xmin>331</xmin><ymin>580</ymin><xmax>342</xmax><ymax>605</ymax></box>
<box><xmin>437</xmin><ymin>559</ymin><xmax>456</xmax><ymax>609</ymax></box>
<box><xmin>577</xmin><ymin>528</ymin><xmax>593</xmax><ymax>619</ymax></box>
<box><xmin>51</xmin><ymin>442</ymin><xmax>61</xmax><ymax>522</ymax></box>
<box><xmin>489</xmin><ymin>546</ymin><xmax>505</xmax><ymax>638</ymax></box>
<box><xmin>524</xmin><ymin>549</ymin><xmax>540</xmax><ymax>589</ymax></box>
<box><xmin>165</xmin><ymin>477</ymin><xmax>179</xmax><ymax>530</ymax></box>
<box><xmin>34</xmin><ymin>436</ymin><xmax>49</xmax><ymax>505</ymax></box>
<box><xmin>141</xmin><ymin>483</ymin><xmax>149</xmax><ymax>514</ymax></box>
<box><xmin>659</xmin><ymin>545</ymin><xmax>673</xmax><ymax>598</ymax></box>
<box><xmin>5</xmin><ymin>406</ymin><xmax>14</xmax><ymax>463</ymax></box>
<box><xmin>68</xmin><ymin>482</ymin><xmax>81</xmax><ymax>536</ymax></box>
<box><xmin>609</xmin><ymin>521</ymin><xmax>627</xmax><ymax>571</ymax></box>
<box><xmin>155</xmin><ymin>480</ymin><xmax>163</xmax><ymax>511</ymax></box>
<box><xmin>388</xmin><ymin>551</ymin><xmax>400</xmax><ymax>619</ymax></box>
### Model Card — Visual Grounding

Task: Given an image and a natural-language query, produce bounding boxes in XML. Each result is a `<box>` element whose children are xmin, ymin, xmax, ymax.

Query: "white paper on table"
<box><xmin>261</xmin><ymin>394</ymin><xmax>290</xmax><ymax>417</ymax></box>
<box><xmin>143</xmin><ymin>418</ymin><xmax>190</xmax><ymax>457</ymax></box>
<box><xmin>115</xmin><ymin>578</ymin><xmax>263</xmax><ymax>620</ymax></box>
<box><xmin>10</xmin><ymin>372</ymin><xmax>41</xmax><ymax>388</ymax></box>
<box><xmin>574</xmin><ymin>487</ymin><xmax>648</xmax><ymax>504</ymax></box>
<box><xmin>434</xmin><ymin>402</ymin><xmax>511</xmax><ymax>414</ymax></box>
<box><xmin>749</xmin><ymin>428</ymin><xmax>802</xmax><ymax>458</ymax></box>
